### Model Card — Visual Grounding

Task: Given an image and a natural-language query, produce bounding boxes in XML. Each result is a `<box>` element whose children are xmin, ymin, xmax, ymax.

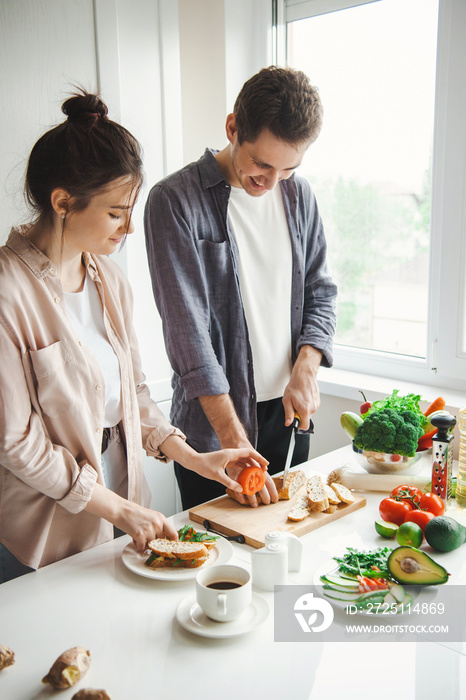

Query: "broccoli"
<box><xmin>353</xmin><ymin>407</ymin><xmax>423</xmax><ymax>457</ymax></box>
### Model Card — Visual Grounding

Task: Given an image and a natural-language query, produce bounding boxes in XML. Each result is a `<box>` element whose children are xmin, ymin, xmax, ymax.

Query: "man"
<box><xmin>144</xmin><ymin>66</ymin><xmax>337</xmax><ymax>510</ymax></box>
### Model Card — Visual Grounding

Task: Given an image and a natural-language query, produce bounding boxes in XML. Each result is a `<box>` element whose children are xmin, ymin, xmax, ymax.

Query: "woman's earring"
<box><xmin>61</xmin><ymin>214</ymin><xmax>66</xmax><ymax>219</ymax></box>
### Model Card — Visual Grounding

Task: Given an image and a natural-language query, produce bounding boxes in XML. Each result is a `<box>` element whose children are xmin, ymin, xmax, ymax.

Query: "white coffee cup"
<box><xmin>196</xmin><ymin>564</ymin><xmax>252</xmax><ymax>622</ymax></box>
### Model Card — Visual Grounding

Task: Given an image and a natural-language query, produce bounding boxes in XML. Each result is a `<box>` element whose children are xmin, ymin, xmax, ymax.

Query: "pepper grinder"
<box><xmin>430</xmin><ymin>411</ymin><xmax>457</xmax><ymax>510</ymax></box>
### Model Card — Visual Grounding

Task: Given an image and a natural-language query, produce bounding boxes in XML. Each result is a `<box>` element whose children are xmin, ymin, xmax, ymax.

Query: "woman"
<box><xmin>0</xmin><ymin>92</ymin><xmax>267</xmax><ymax>584</ymax></box>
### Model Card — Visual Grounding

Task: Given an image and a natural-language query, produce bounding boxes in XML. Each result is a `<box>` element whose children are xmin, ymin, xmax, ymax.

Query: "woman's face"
<box><xmin>63</xmin><ymin>177</ymin><xmax>138</xmax><ymax>257</ymax></box>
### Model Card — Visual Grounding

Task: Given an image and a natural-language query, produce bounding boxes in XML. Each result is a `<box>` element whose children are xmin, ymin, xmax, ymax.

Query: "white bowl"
<box><xmin>352</xmin><ymin>442</ymin><xmax>425</xmax><ymax>475</ymax></box>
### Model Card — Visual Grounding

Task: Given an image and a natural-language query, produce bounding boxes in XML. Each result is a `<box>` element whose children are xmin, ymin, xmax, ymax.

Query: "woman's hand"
<box><xmin>85</xmin><ymin>483</ymin><xmax>178</xmax><ymax>551</ymax></box>
<box><xmin>113</xmin><ymin>500</ymin><xmax>178</xmax><ymax>550</ymax></box>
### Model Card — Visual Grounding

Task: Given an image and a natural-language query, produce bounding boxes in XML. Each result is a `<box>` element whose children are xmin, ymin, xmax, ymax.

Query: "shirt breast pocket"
<box><xmin>197</xmin><ymin>239</ymin><xmax>232</xmax><ymax>279</ymax></box>
<box><xmin>28</xmin><ymin>341</ymin><xmax>80</xmax><ymax>418</ymax></box>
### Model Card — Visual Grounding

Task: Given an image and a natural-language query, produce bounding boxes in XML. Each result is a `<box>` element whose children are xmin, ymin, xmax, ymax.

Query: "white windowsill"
<box><xmin>318</xmin><ymin>365</ymin><xmax>466</xmax><ymax>411</ymax></box>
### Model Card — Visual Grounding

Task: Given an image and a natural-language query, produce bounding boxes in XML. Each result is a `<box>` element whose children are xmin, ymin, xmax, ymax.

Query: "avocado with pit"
<box><xmin>387</xmin><ymin>546</ymin><xmax>449</xmax><ymax>585</ymax></box>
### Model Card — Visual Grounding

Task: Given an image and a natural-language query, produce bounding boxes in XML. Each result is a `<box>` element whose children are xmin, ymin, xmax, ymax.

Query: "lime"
<box><xmin>375</xmin><ymin>519</ymin><xmax>398</xmax><ymax>538</ymax></box>
<box><xmin>396</xmin><ymin>521</ymin><xmax>423</xmax><ymax>547</ymax></box>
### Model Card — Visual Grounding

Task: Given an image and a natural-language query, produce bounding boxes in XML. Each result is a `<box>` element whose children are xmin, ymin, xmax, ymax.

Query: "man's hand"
<box><xmin>225</xmin><ymin>466</ymin><xmax>279</xmax><ymax>508</ymax></box>
<box><xmin>197</xmin><ymin>393</ymin><xmax>279</xmax><ymax>505</ymax></box>
<box><xmin>283</xmin><ymin>345</ymin><xmax>322</xmax><ymax>430</ymax></box>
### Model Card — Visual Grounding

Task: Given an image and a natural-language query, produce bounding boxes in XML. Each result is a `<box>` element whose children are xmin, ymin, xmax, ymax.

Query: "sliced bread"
<box><xmin>287</xmin><ymin>496</ymin><xmax>311</xmax><ymax>522</ymax></box>
<box><xmin>273</xmin><ymin>469</ymin><xmax>306</xmax><ymax>500</ymax></box>
<box><xmin>324</xmin><ymin>483</ymin><xmax>341</xmax><ymax>505</ymax></box>
<box><xmin>330</xmin><ymin>482</ymin><xmax>355</xmax><ymax>504</ymax></box>
<box><xmin>306</xmin><ymin>475</ymin><xmax>329</xmax><ymax>512</ymax></box>
<box><xmin>146</xmin><ymin>539</ymin><xmax>208</xmax><ymax>560</ymax></box>
<box><xmin>323</xmin><ymin>504</ymin><xmax>339</xmax><ymax>514</ymax></box>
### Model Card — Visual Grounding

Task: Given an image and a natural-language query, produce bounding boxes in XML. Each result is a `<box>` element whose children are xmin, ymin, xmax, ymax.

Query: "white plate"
<box><xmin>313</xmin><ymin>560</ymin><xmax>425</xmax><ymax>617</ymax></box>
<box><xmin>176</xmin><ymin>592</ymin><xmax>269</xmax><ymax>638</ymax></box>
<box><xmin>122</xmin><ymin>533</ymin><xmax>233</xmax><ymax>581</ymax></box>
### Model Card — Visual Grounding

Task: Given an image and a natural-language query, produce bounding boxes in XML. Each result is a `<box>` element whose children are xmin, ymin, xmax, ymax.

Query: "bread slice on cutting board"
<box><xmin>324</xmin><ymin>483</ymin><xmax>341</xmax><ymax>505</ymax></box>
<box><xmin>273</xmin><ymin>470</ymin><xmax>306</xmax><ymax>500</ymax></box>
<box><xmin>287</xmin><ymin>496</ymin><xmax>311</xmax><ymax>522</ymax></box>
<box><xmin>306</xmin><ymin>475</ymin><xmax>329</xmax><ymax>512</ymax></box>
<box><xmin>329</xmin><ymin>482</ymin><xmax>355</xmax><ymax>504</ymax></box>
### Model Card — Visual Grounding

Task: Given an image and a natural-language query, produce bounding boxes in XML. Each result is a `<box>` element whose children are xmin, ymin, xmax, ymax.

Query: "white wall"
<box><xmin>0</xmin><ymin>0</ymin><xmax>98</xmax><ymax>237</ymax></box>
<box><xmin>0</xmin><ymin>0</ymin><xmax>179</xmax><ymax>514</ymax></box>
<box><xmin>0</xmin><ymin>0</ymin><xmax>275</xmax><ymax>517</ymax></box>
<box><xmin>178</xmin><ymin>0</ymin><xmax>272</xmax><ymax>163</ymax></box>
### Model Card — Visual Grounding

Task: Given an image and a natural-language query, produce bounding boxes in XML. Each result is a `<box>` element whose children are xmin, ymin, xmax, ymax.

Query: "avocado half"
<box><xmin>387</xmin><ymin>546</ymin><xmax>449</xmax><ymax>585</ymax></box>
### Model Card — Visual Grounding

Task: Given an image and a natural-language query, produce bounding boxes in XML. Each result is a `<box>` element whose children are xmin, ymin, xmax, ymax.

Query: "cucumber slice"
<box><xmin>397</xmin><ymin>593</ymin><xmax>414</xmax><ymax>613</ymax></box>
<box><xmin>322</xmin><ymin>588</ymin><xmax>362</xmax><ymax>602</ymax></box>
<box><xmin>320</xmin><ymin>574</ymin><xmax>360</xmax><ymax>589</ymax></box>
<box><xmin>355</xmin><ymin>590</ymin><xmax>390</xmax><ymax>602</ymax></box>
<box><xmin>383</xmin><ymin>592</ymin><xmax>397</xmax><ymax>606</ymax></box>
<box><xmin>337</xmin><ymin>572</ymin><xmax>360</xmax><ymax>581</ymax></box>
<box><xmin>389</xmin><ymin>584</ymin><xmax>406</xmax><ymax>603</ymax></box>
<box><xmin>346</xmin><ymin>595</ymin><xmax>386</xmax><ymax>610</ymax></box>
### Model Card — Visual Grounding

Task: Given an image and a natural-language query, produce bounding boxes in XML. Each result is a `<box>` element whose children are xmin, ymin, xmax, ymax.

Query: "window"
<box><xmin>281</xmin><ymin>0</ymin><xmax>466</xmax><ymax>391</ymax></box>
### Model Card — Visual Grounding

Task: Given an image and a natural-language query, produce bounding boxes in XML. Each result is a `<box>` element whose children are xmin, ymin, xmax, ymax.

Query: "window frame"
<box><xmin>279</xmin><ymin>0</ymin><xmax>466</xmax><ymax>392</ymax></box>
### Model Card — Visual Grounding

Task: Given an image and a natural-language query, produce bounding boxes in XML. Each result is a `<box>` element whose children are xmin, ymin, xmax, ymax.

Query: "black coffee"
<box><xmin>207</xmin><ymin>581</ymin><xmax>242</xmax><ymax>590</ymax></box>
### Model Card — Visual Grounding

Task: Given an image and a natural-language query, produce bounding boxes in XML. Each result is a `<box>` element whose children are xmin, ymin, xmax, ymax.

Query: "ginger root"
<box><xmin>42</xmin><ymin>646</ymin><xmax>91</xmax><ymax>689</ymax></box>
<box><xmin>0</xmin><ymin>645</ymin><xmax>15</xmax><ymax>670</ymax></box>
<box><xmin>72</xmin><ymin>690</ymin><xmax>111</xmax><ymax>699</ymax></box>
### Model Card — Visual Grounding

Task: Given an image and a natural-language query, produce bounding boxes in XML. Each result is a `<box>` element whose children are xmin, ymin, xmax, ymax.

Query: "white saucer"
<box><xmin>176</xmin><ymin>592</ymin><xmax>269</xmax><ymax>638</ymax></box>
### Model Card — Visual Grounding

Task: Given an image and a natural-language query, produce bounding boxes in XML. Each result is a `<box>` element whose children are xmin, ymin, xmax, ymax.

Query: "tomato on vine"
<box><xmin>390</xmin><ymin>485</ymin><xmax>422</xmax><ymax>506</ymax></box>
<box><xmin>418</xmin><ymin>492</ymin><xmax>445</xmax><ymax>516</ymax></box>
<box><xmin>379</xmin><ymin>498</ymin><xmax>413</xmax><ymax>526</ymax></box>
<box><xmin>403</xmin><ymin>509</ymin><xmax>435</xmax><ymax>533</ymax></box>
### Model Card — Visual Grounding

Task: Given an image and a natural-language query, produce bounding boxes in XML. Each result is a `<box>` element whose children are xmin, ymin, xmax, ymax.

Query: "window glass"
<box><xmin>287</xmin><ymin>0</ymin><xmax>439</xmax><ymax>359</ymax></box>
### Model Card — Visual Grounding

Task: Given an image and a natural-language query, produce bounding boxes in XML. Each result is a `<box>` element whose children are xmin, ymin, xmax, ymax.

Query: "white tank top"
<box><xmin>228</xmin><ymin>185</ymin><xmax>292</xmax><ymax>401</ymax></box>
<box><xmin>64</xmin><ymin>272</ymin><xmax>122</xmax><ymax>427</ymax></box>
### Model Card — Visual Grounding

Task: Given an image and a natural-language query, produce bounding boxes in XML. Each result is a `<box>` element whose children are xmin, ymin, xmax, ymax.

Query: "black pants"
<box><xmin>174</xmin><ymin>397</ymin><xmax>311</xmax><ymax>510</ymax></box>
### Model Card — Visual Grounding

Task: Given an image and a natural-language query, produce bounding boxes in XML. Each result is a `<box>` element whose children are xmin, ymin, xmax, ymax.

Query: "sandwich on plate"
<box><xmin>144</xmin><ymin>526</ymin><xmax>219</xmax><ymax>569</ymax></box>
<box><xmin>144</xmin><ymin>539</ymin><xmax>211</xmax><ymax>569</ymax></box>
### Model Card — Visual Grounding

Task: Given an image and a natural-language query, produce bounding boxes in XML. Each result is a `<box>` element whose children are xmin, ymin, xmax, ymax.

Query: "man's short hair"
<box><xmin>233</xmin><ymin>66</ymin><xmax>323</xmax><ymax>146</ymax></box>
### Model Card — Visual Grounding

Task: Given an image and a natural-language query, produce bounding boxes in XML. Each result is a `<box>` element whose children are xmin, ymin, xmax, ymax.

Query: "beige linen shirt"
<box><xmin>0</xmin><ymin>228</ymin><xmax>184</xmax><ymax>569</ymax></box>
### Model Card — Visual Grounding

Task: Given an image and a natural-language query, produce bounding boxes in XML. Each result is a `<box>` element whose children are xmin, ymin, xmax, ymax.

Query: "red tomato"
<box><xmin>390</xmin><ymin>485</ymin><xmax>422</xmax><ymax>506</ymax></box>
<box><xmin>404</xmin><ymin>509</ymin><xmax>435</xmax><ymax>533</ymax></box>
<box><xmin>418</xmin><ymin>492</ymin><xmax>445</xmax><ymax>516</ymax></box>
<box><xmin>379</xmin><ymin>497</ymin><xmax>413</xmax><ymax>526</ymax></box>
<box><xmin>237</xmin><ymin>467</ymin><xmax>266</xmax><ymax>495</ymax></box>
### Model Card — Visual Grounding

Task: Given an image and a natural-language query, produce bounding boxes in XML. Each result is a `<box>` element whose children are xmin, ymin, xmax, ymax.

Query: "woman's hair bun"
<box><xmin>62</xmin><ymin>91</ymin><xmax>108</xmax><ymax>122</ymax></box>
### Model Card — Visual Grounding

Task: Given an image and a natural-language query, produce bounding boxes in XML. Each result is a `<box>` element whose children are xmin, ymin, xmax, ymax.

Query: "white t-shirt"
<box><xmin>228</xmin><ymin>185</ymin><xmax>293</xmax><ymax>402</ymax></box>
<box><xmin>64</xmin><ymin>272</ymin><xmax>122</xmax><ymax>427</ymax></box>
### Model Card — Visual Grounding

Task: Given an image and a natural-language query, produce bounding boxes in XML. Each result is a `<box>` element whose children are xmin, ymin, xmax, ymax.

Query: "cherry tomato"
<box><xmin>403</xmin><ymin>509</ymin><xmax>435</xmax><ymax>533</ymax></box>
<box><xmin>418</xmin><ymin>492</ymin><xmax>445</xmax><ymax>516</ymax></box>
<box><xmin>379</xmin><ymin>497</ymin><xmax>413</xmax><ymax>526</ymax></box>
<box><xmin>390</xmin><ymin>485</ymin><xmax>422</xmax><ymax>506</ymax></box>
<box><xmin>237</xmin><ymin>466</ymin><xmax>266</xmax><ymax>495</ymax></box>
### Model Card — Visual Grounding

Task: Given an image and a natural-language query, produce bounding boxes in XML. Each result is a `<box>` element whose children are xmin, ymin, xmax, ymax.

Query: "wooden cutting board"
<box><xmin>189</xmin><ymin>491</ymin><xmax>366</xmax><ymax>549</ymax></box>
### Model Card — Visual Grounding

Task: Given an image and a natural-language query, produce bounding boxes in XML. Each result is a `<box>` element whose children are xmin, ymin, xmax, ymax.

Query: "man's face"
<box><xmin>227</xmin><ymin>117</ymin><xmax>310</xmax><ymax>197</ymax></box>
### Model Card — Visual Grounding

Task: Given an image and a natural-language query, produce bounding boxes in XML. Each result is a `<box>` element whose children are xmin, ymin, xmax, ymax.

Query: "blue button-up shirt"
<box><xmin>144</xmin><ymin>149</ymin><xmax>337</xmax><ymax>453</ymax></box>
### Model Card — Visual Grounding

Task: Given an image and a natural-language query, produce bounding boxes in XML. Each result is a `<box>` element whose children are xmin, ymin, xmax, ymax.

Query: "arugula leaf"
<box><xmin>333</xmin><ymin>547</ymin><xmax>393</xmax><ymax>578</ymax></box>
<box><xmin>177</xmin><ymin>525</ymin><xmax>219</xmax><ymax>543</ymax></box>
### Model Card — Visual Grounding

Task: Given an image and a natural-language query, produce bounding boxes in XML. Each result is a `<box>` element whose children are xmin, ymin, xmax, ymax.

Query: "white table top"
<box><xmin>1</xmin><ymin>445</ymin><xmax>465</xmax><ymax>700</ymax></box>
